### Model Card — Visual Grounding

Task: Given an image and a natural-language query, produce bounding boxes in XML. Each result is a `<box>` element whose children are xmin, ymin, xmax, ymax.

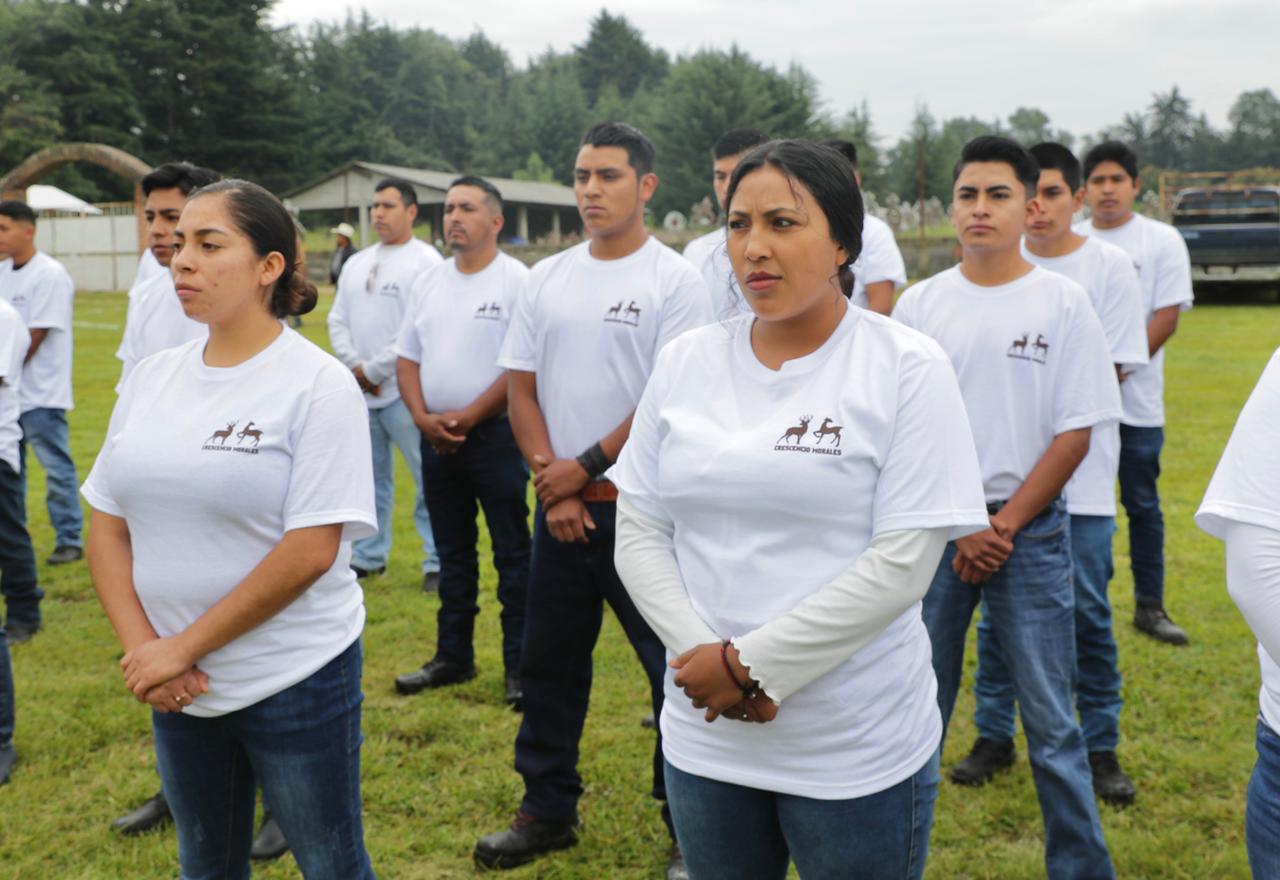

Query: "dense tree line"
<box><xmin>2</xmin><ymin>1</ymin><xmax>1278</xmax><ymax>217</ymax></box>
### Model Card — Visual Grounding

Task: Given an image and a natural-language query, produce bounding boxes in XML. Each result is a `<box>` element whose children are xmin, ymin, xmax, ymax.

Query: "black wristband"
<box><xmin>576</xmin><ymin>442</ymin><xmax>611</xmax><ymax>480</ymax></box>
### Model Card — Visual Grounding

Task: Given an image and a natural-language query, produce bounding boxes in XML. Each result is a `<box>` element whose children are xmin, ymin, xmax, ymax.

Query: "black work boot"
<box><xmin>1089</xmin><ymin>751</ymin><xmax>1137</xmax><ymax>806</ymax></box>
<box><xmin>950</xmin><ymin>737</ymin><xmax>1015</xmax><ymax>786</ymax></box>
<box><xmin>1133</xmin><ymin>604</ymin><xmax>1189</xmax><ymax>645</ymax></box>
<box><xmin>474</xmin><ymin>811</ymin><xmax>579</xmax><ymax>869</ymax></box>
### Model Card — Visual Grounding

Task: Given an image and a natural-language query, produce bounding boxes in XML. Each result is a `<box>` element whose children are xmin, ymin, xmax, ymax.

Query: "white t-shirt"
<box><xmin>396</xmin><ymin>252</ymin><xmax>529</xmax><ymax>413</ymax></box>
<box><xmin>115</xmin><ymin>271</ymin><xmax>206</xmax><ymax>390</ymax></box>
<box><xmin>327</xmin><ymin>238</ymin><xmax>443</xmax><ymax>410</ymax></box>
<box><xmin>893</xmin><ymin>265</ymin><xmax>1122</xmax><ymax>502</ymax></box>
<box><xmin>1196</xmin><ymin>348</ymin><xmax>1280</xmax><ymax>729</ymax></box>
<box><xmin>0</xmin><ymin>251</ymin><xmax>75</xmax><ymax>412</ymax></box>
<box><xmin>0</xmin><ymin>301</ymin><xmax>30</xmax><ymax>474</ymax></box>
<box><xmin>851</xmin><ymin>215</ymin><xmax>907</xmax><ymax>310</ymax></box>
<box><xmin>1022</xmin><ymin>236</ymin><xmax>1148</xmax><ymax>516</ymax></box>
<box><xmin>81</xmin><ymin>329</ymin><xmax>378</xmax><ymax>717</ymax></box>
<box><xmin>682</xmin><ymin>227</ymin><xmax>750</xmax><ymax>321</ymax></box>
<box><xmin>498</xmin><ymin>237</ymin><xmax>712</xmax><ymax>459</ymax></box>
<box><xmin>127</xmin><ymin>249</ymin><xmax>167</xmax><ymax>298</ymax></box>
<box><xmin>611</xmin><ymin>306</ymin><xmax>988</xmax><ymax>799</ymax></box>
<box><xmin>1074</xmin><ymin>213</ymin><xmax>1193</xmax><ymax>427</ymax></box>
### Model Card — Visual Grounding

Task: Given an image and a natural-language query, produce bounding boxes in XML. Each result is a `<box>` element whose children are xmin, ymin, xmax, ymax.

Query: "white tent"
<box><xmin>25</xmin><ymin>184</ymin><xmax>103</xmax><ymax>215</ymax></box>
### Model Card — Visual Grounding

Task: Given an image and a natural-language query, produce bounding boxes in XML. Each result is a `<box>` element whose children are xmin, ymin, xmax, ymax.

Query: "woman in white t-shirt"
<box><xmin>1196</xmin><ymin>348</ymin><xmax>1280</xmax><ymax>877</ymax></box>
<box><xmin>611</xmin><ymin>140</ymin><xmax>989</xmax><ymax>879</ymax></box>
<box><xmin>82</xmin><ymin>180</ymin><xmax>378</xmax><ymax>880</ymax></box>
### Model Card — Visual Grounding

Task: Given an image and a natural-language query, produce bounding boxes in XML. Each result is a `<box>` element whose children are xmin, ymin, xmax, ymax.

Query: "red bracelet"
<box><xmin>720</xmin><ymin>640</ymin><xmax>758</xmax><ymax>699</ymax></box>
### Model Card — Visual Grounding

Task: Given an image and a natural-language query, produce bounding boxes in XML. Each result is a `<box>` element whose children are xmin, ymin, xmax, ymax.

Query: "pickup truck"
<box><xmin>1171</xmin><ymin>187</ymin><xmax>1280</xmax><ymax>272</ymax></box>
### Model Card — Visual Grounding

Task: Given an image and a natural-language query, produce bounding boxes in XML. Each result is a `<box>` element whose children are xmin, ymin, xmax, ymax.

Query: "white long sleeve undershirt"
<box><xmin>614</xmin><ymin>496</ymin><xmax>948</xmax><ymax>704</ymax></box>
<box><xmin>1225</xmin><ymin>519</ymin><xmax>1280</xmax><ymax>666</ymax></box>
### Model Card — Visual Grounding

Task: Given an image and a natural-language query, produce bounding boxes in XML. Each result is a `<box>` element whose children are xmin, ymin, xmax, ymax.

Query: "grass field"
<box><xmin>1</xmin><ymin>288</ymin><xmax>1277</xmax><ymax>878</ymax></box>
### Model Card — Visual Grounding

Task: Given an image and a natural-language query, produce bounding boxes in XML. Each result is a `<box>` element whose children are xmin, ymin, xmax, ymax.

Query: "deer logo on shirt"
<box><xmin>205</xmin><ymin>421</ymin><xmax>236</xmax><ymax>445</ymax></box>
<box><xmin>603</xmin><ymin>300</ymin><xmax>641</xmax><ymax>327</ymax></box>
<box><xmin>1007</xmin><ymin>331</ymin><xmax>1049</xmax><ymax>365</ymax></box>
<box><xmin>774</xmin><ymin>414</ymin><xmax>843</xmax><ymax>456</ymax></box>
<box><xmin>202</xmin><ymin>419</ymin><xmax>262</xmax><ymax>455</ymax></box>
<box><xmin>812</xmin><ymin>418</ymin><xmax>843</xmax><ymax>447</ymax></box>
<box><xmin>474</xmin><ymin>302</ymin><xmax>502</xmax><ymax>321</ymax></box>
<box><xmin>236</xmin><ymin>422</ymin><xmax>264</xmax><ymax>447</ymax></box>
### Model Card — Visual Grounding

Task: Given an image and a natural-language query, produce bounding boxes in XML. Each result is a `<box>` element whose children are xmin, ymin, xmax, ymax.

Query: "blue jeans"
<box><xmin>1118</xmin><ymin>424</ymin><xmax>1164</xmax><ymax>607</ymax></box>
<box><xmin>420</xmin><ymin>416</ymin><xmax>529</xmax><ymax>671</ymax></box>
<box><xmin>152</xmin><ymin>640</ymin><xmax>375</xmax><ymax>880</ymax></box>
<box><xmin>352</xmin><ymin>399</ymin><xmax>437</xmax><ymax>573</ymax></box>
<box><xmin>922</xmin><ymin>500</ymin><xmax>1114</xmax><ymax>880</ymax></box>
<box><xmin>0</xmin><ymin>459</ymin><xmax>40</xmax><ymax>628</ymax></box>
<box><xmin>1249</xmin><ymin>718</ymin><xmax>1280</xmax><ymax>878</ymax></box>
<box><xmin>514</xmin><ymin>502</ymin><xmax>670</xmax><ymax>831</ymax></box>
<box><xmin>973</xmin><ymin>515</ymin><xmax>1123</xmax><ymax>752</ymax></box>
<box><xmin>665</xmin><ymin>753</ymin><xmax>939</xmax><ymax>880</ymax></box>
<box><xmin>19</xmin><ymin>407</ymin><xmax>83</xmax><ymax>548</ymax></box>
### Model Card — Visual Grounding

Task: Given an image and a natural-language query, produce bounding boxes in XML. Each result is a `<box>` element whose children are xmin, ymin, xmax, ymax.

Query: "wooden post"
<box><xmin>551</xmin><ymin>209</ymin><xmax>561</xmax><ymax>245</ymax></box>
<box><xmin>517</xmin><ymin>205</ymin><xmax>529</xmax><ymax>241</ymax></box>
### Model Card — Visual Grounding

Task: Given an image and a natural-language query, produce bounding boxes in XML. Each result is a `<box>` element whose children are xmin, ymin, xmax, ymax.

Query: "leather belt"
<box><xmin>581</xmin><ymin>480</ymin><xmax>619</xmax><ymax>503</ymax></box>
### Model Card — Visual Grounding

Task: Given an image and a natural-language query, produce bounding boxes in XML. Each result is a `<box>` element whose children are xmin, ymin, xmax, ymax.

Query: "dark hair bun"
<box><xmin>272</xmin><ymin>269</ymin><xmax>318</xmax><ymax>318</ymax></box>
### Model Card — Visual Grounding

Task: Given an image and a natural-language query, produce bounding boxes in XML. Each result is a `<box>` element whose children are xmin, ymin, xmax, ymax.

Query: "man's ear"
<box><xmin>638</xmin><ymin>172</ymin><xmax>659</xmax><ymax>203</ymax></box>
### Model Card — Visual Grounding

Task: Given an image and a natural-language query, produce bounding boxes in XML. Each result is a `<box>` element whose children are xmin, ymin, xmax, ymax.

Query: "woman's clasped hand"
<box><xmin>669</xmin><ymin>641</ymin><xmax>778</xmax><ymax>724</ymax></box>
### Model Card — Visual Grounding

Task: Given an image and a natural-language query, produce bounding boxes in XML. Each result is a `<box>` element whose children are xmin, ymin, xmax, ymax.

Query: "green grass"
<box><xmin>1</xmin><ymin>291</ymin><xmax>1277</xmax><ymax>878</ymax></box>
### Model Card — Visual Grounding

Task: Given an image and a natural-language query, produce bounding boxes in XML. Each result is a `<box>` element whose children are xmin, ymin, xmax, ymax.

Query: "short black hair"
<box><xmin>375</xmin><ymin>178</ymin><xmax>418</xmax><ymax>209</ymax></box>
<box><xmin>713</xmin><ymin>128</ymin><xmax>770</xmax><ymax>160</ymax></box>
<box><xmin>819</xmin><ymin>138</ymin><xmax>859</xmax><ymax>170</ymax></box>
<box><xmin>0</xmin><ymin>200</ymin><xmax>36</xmax><ymax>226</ymax></box>
<box><xmin>953</xmin><ymin>136</ymin><xmax>1039</xmax><ymax>196</ymax></box>
<box><xmin>141</xmin><ymin>161</ymin><xmax>221</xmax><ymax>197</ymax></box>
<box><xmin>726</xmin><ymin>140</ymin><xmax>864</xmax><ymax>299</ymax></box>
<box><xmin>1082</xmin><ymin>141</ymin><xmax>1139</xmax><ymax>183</ymax></box>
<box><xmin>581</xmin><ymin>122</ymin><xmax>655</xmax><ymax>177</ymax></box>
<box><xmin>1030</xmin><ymin>143</ymin><xmax>1082</xmax><ymax>192</ymax></box>
<box><xmin>448</xmin><ymin>175</ymin><xmax>504</xmax><ymax>212</ymax></box>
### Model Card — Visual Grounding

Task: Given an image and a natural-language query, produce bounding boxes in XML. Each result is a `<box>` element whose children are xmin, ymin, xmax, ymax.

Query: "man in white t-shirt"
<box><xmin>893</xmin><ymin>136</ymin><xmax>1117</xmax><ymax>878</ymax></box>
<box><xmin>116</xmin><ymin>162</ymin><xmax>221</xmax><ymax>391</ymax></box>
<box><xmin>0</xmin><ymin>201</ymin><xmax>82</xmax><ymax>570</ymax></box>
<box><xmin>328</xmin><ymin>178</ymin><xmax>442</xmax><ymax>587</ymax></box>
<box><xmin>477</xmin><ymin>123</ymin><xmax>711</xmax><ymax>878</ymax></box>
<box><xmin>392</xmin><ymin>177</ymin><xmax>530</xmax><ymax>709</ymax></box>
<box><xmin>821</xmin><ymin>139</ymin><xmax>908</xmax><ymax>314</ymax></box>
<box><xmin>682</xmin><ymin>127</ymin><xmax>770</xmax><ymax>320</ymax></box>
<box><xmin>1075</xmin><ymin>141</ymin><xmax>1194</xmax><ymax>646</ymax></box>
<box><xmin>0</xmin><ymin>295</ymin><xmax>36</xmax><ymax>781</ymax></box>
<box><xmin>959</xmin><ymin>142</ymin><xmax>1149</xmax><ymax>805</ymax></box>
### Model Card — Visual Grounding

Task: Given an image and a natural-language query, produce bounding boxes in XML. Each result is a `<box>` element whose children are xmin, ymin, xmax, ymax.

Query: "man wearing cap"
<box><xmin>330</xmin><ymin>223</ymin><xmax>358</xmax><ymax>285</ymax></box>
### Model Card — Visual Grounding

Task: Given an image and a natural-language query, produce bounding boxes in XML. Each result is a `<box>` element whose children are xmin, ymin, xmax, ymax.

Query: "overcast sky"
<box><xmin>270</xmin><ymin>0</ymin><xmax>1277</xmax><ymax>144</ymax></box>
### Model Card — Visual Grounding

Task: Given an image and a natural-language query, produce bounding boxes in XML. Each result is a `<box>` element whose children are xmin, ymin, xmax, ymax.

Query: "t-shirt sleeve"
<box><xmin>1102</xmin><ymin>252</ymin><xmax>1150</xmax><ymax>368</ymax></box>
<box><xmin>394</xmin><ymin>285</ymin><xmax>424</xmax><ymax>363</ymax></box>
<box><xmin>609</xmin><ymin>342</ymin><xmax>678</xmax><ymax>526</ymax></box>
<box><xmin>0</xmin><ymin>312</ymin><xmax>21</xmax><ymax>383</ymax></box>
<box><xmin>1197</xmin><ymin>349</ymin><xmax>1280</xmax><ymax>539</ymax></box>
<box><xmin>860</xmin><ymin>225</ymin><xmax>908</xmax><ymax>287</ymax></box>
<box><xmin>1053</xmin><ymin>294</ymin><xmax>1123</xmax><ymax>434</ymax></box>
<box><xmin>657</xmin><ymin>271</ymin><xmax>714</xmax><ymax>348</ymax></box>
<box><xmin>871</xmin><ymin>346</ymin><xmax>989</xmax><ymax>538</ymax></box>
<box><xmin>890</xmin><ymin>284</ymin><xmax>922</xmax><ymax>329</ymax></box>
<box><xmin>81</xmin><ymin>369</ymin><xmax>139</xmax><ymax>517</ymax></box>
<box><xmin>497</xmin><ymin>274</ymin><xmax>538</xmax><ymax>372</ymax></box>
<box><xmin>1154</xmin><ymin>226</ymin><xmax>1194</xmax><ymax>312</ymax></box>
<box><xmin>27</xmin><ymin>268</ymin><xmax>73</xmax><ymax>331</ymax></box>
<box><xmin>282</xmin><ymin>378</ymin><xmax>378</xmax><ymax>540</ymax></box>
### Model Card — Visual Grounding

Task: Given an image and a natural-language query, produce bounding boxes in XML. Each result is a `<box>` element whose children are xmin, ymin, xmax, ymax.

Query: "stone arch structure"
<box><xmin>0</xmin><ymin>143</ymin><xmax>153</xmax><ymax>248</ymax></box>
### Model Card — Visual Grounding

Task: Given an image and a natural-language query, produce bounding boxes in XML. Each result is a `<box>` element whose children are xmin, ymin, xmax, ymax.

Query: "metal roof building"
<box><xmin>283</xmin><ymin>161</ymin><xmax>579</xmax><ymax>246</ymax></box>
